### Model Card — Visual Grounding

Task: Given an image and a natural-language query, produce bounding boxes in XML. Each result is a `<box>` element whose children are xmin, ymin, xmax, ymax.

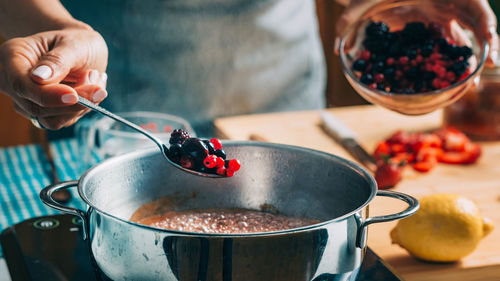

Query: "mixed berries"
<box><xmin>167</xmin><ymin>129</ymin><xmax>240</xmax><ymax>177</ymax></box>
<box><xmin>352</xmin><ymin>21</ymin><xmax>473</xmax><ymax>94</ymax></box>
<box><xmin>374</xmin><ymin>127</ymin><xmax>481</xmax><ymax>189</ymax></box>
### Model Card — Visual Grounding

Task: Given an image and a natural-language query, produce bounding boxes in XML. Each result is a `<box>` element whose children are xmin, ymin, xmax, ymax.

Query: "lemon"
<box><xmin>390</xmin><ymin>193</ymin><xmax>494</xmax><ymax>262</ymax></box>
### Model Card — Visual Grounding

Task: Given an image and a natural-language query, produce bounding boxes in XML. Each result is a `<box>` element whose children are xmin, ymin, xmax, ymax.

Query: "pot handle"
<box><xmin>356</xmin><ymin>190</ymin><xmax>419</xmax><ymax>248</ymax></box>
<box><xmin>40</xmin><ymin>180</ymin><xmax>89</xmax><ymax>240</ymax></box>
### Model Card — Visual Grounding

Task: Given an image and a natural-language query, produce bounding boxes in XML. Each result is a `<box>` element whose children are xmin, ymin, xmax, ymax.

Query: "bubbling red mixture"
<box><xmin>133</xmin><ymin>208</ymin><xmax>319</xmax><ymax>234</ymax></box>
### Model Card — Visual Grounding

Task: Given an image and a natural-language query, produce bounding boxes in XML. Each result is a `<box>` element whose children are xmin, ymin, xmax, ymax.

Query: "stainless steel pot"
<box><xmin>40</xmin><ymin>141</ymin><xmax>418</xmax><ymax>281</ymax></box>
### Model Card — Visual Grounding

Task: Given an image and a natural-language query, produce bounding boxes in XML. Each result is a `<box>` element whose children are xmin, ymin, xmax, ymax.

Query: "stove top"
<box><xmin>0</xmin><ymin>214</ymin><xmax>402</xmax><ymax>281</ymax></box>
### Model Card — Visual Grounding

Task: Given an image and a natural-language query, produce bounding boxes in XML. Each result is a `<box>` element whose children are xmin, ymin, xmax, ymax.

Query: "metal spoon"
<box><xmin>77</xmin><ymin>96</ymin><xmax>222</xmax><ymax>178</ymax></box>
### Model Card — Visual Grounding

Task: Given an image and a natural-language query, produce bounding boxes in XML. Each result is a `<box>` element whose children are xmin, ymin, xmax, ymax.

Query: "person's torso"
<box><xmin>62</xmin><ymin>0</ymin><xmax>326</xmax><ymax>130</ymax></box>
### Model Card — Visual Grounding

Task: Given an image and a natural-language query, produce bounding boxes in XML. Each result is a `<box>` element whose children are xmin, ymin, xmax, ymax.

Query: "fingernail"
<box><xmin>92</xmin><ymin>89</ymin><xmax>107</xmax><ymax>102</ymax></box>
<box><xmin>88</xmin><ymin>70</ymin><xmax>99</xmax><ymax>84</ymax></box>
<box><xmin>61</xmin><ymin>93</ymin><xmax>78</xmax><ymax>104</ymax></box>
<box><xmin>489</xmin><ymin>26</ymin><xmax>497</xmax><ymax>39</ymax></box>
<box><xmin>32</xmin><ymin>65</ymin><xmax>53</xmax><ymax>80</ymax></box>
<box><xmin>101</xmin><ymin>72</ymin><xmax>108</xmax><ymax>82</ymax></box>
<box><xmin>334</xmin><ymin>37</ymin><xmax>340</xmax><ymax>53</ymax></box>
<box><xmin>491</xmin><ymin>51</ymin><xmax>498</xmax><ymax>66</ymax></box>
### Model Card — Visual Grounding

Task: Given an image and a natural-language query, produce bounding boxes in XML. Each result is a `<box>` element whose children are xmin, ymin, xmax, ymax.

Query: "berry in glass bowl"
<box><xmin>352</xmin><ymin>21</ymin><xmax>473</xmax><ymax>94</ymax></box>
<box><xmin>339</xmin><ymin>0</ymin><xmax>488</xmax><ymax>115</ymax></box>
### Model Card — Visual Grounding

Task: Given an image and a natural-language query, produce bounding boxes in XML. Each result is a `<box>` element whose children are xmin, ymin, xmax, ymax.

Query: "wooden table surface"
<box><xmin>214</xmin><ymin>105</ymin><xmax>500</xmax><ymax>281</ymax></box>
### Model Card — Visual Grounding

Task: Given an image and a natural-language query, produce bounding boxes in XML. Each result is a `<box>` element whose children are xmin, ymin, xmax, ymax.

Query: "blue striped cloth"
<box><xmin>0</xmin><ymin>139</ymin><xmax>99</xmax><ymax>254</ymax></box>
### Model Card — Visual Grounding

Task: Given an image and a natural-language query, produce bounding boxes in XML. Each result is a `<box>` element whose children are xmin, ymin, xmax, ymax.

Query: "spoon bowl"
<box><xmin>77</xmin><ymin>96</ymin><xmax>223</xmax><ymax>178</ymax></box>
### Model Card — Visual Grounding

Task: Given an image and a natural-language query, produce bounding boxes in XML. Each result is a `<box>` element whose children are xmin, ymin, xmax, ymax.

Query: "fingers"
<box><xmin>30</xmin><ymin>40</ymin><xmax>85</xmax><ymax>85</ymax></box>
<box><xmin>13</xmin><ymin>84</ymin><xmax>107</xmax><ymax>130</ymax></box>
<box><xmin>448</xmin><ymin>21</ymin><xmax>478</xmax><ymax>70</ymax></box>
<box><xmin>40</xmin><ymin>113</ymin><xmax>87</xmax><ymax>130</ymax></box>
<box><xmin>458</xmin><ymin>0</ymin><xmax>498</xmax><ymax>65</ymax></box>
<box><xmin>335</xmin><ymin>0</ymin><xmax>381</xmax><ymax>54</ymax></box>
<box><xmin>488</xmin><ymin>32</ymin><xmax>499</xmax><ymax>66</ymax></box>
<box><xmin>0</xmin><ymin>30</ymin><xmax>109</xmax><ymax>130</ymax></box>
<box><xmin>40</xmin><ymin>85</ymin><xmax>107</xmax><ymax>129</ymax></box>
<box><xmin>8</xmin><ymin>55</ymin><xmax>106</xmax><ymax>128</ymax></box>
<box><xmin>28</xmin><ymin>29</ymin><xmax>108</xmax><ymax>86</ymax></box>
<box><xmin>1</xmin><ymin>52</ymin><xmax>79</xmax><ymax>107</ymax></box>
<box><xmin>74</xmin><ymin>83</ymin><xmax>108</xmax><ymax>103</ymax></box>
<box><xmin>449</xmin><ymin>21</ymin><xmax>473</xmax><ymax>47</ymax></box>
<box><xmin>7</xmin><ymin>56</ymin><xmax>107</xmax><ymax>129</ymax></box>
<box><xmin>60</xmin><ymin>68</ymin><xmax>108</xmax><ymax>89</ymax></box>
<box><xmin>83</xmin><ymin>69</ymin><xmax>108</xmax><ymax>89</ymax></box>
<box><xmin>473</xmin><ymin>0</ymin><xmax>498</xmax><ymax>65</ymax></box>
<box><xmin>14</xmin><ymin>98</ymin><xmax>90</xmax><ymax>118</ymax></box>
<box><xmin>13</xmin><ymin>100</ymin><xmax>85</xmax><ymax>130</ymax></box>
<box><xmin>4</xmin><ymin>53</ymin><xmax>107</xmax><ymax>107</ymax></box>
<box><xmin>13</xmin><ymin>102</ymin><xmax>32</xmax><ymax>119</ymax></box>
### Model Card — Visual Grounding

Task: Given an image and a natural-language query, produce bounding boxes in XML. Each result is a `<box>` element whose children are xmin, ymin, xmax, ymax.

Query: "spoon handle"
<box><xmin>77</xmin><ymin>96</ymin><xmax>166</xmax><ymax>152</ymax></box>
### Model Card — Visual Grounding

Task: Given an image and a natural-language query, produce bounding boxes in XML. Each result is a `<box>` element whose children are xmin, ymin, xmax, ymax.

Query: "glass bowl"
<box><xmin>339</xmin><ymin>0</ymin><xmax>489</xmax><ymax>115</ymax></box>
<box><xmin>75</xmin><ymin>111</ymin><xmax>195</xmax><ymax>173</ymax></box>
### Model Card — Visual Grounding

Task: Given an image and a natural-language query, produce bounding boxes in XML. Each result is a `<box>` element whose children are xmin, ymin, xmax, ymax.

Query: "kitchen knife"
<box><xmin>320</xmin><ymin>111</ymin><xmax>377</xmax><ymax>173</ymax></box>
<box><xmin>39</xmin><ymin>133</ymin><xmax>72</xmax><ymax>203</ymax></box>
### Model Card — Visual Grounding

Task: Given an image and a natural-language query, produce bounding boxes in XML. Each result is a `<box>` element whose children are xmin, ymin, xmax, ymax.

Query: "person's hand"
<box><xmin>335</xmin><ymin>0</ymin><xmax>498</xmax><ymax>66</ymax></box>
<box><xmin>0</xmin><ymin>26</ymin><xmax>108</xmax><ymax>130</ymax></box>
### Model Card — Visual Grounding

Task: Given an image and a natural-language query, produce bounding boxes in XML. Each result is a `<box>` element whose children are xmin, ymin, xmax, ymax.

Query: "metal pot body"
<box><xmin>89</xmin><ymin>208</ymin><xmax>364</xmax><ymax>281</ymax></box>
<box><xmin>41</xmin><ymin>142</ymin><xmax>418</xmax><ymax>281</ymax></box>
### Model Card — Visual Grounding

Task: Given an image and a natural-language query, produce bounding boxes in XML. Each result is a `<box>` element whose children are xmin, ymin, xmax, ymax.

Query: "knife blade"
<box><xmin>320</xmin><ymin>111</ymin><xmax>377</xmax><ymax>173</ymax></box>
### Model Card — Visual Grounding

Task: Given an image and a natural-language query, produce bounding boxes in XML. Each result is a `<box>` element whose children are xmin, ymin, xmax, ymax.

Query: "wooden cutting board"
<box><xmin>214</xmin><ymin>105</ymin><xmax>500</xmax><ymax>281</ymax></box>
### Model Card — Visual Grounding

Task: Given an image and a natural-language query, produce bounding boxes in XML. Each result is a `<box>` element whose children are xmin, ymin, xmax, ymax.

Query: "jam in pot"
<box><xmin>131</xmin><ymin>206</ymin><xmax>318</xmax><ymax>234</ymax></box>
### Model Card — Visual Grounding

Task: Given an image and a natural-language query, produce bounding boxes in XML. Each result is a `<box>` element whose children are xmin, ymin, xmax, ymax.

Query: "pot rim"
<box><xmin>79</xmin><ymin>141</ymin><xmax>377</xmax><ymax>237</ymax></box>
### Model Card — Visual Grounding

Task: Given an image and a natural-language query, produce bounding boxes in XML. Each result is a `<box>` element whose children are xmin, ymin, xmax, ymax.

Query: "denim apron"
<box><xmin>62</xmin><ymin>0</ymin><xmax>326</xmax><ymax>135</ymax></box>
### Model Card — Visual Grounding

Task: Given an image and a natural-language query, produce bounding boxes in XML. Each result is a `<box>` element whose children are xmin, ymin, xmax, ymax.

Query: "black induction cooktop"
<box><xmin>0</xmin><ymin>214</ymin><xmax>402</xmax><ymax>281</ymax></box>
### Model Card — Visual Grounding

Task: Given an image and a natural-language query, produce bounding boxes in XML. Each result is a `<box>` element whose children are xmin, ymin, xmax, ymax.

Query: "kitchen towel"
<box><xmin>0</xmin><ymin>139</ymin><xmax>98</xmax><ymax>254</ymax></box>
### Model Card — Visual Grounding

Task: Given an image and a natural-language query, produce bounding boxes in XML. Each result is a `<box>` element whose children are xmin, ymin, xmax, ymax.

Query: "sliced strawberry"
<box><xmin>415</xmin><ymin>147</ymin><xmax>443</xmax><ymax>162</ymax></box>
<box><xmin>387</xmin><ymin>130</ymin><xmax>410</xmax><ymax>144</ymax></box>
<box><xmin>374</xmin><ymin>127</ymin><xmax>481</xmax><ymax>176</ymax></box>
<box><xmin>373</xmin><ymin>141</ymin><xmax>391</xmax><ymax>160</ymax></box>
<box><xmin>408</xmin><ymin>133</ymin><xmax>442</xmax><ymax>152</ymax></box>
<box><xmin>390</xmin><ymin>153</ymin><xmax>411</xmax><ymax>165</ymax></box>
<box><xmin>163</xmin><ymin>125</ymin><xmax>173</xmax><ymax>133</ymax></box>
<box><xmin>406</xmin><ymin>153</ymin><xmax>416</xmax><ymax>163</ymax></box>
<box><xmin>413</xmin><ymin>150</ymin><xmax>438</xmax><ymax>172</ymax></box>
<box><xmin>140</xmin><ymin>122</ymin><xmax>159</xmax><ymax>133</ymax></box>
<box><xmin>438</xmin><ymin>142</ymin><xmax>481</xmax><ymax>164</ymax></box>
<box><xmin>412</xmin><ymin>160</ymin><xmax>437</xmax><ymax>172</ymax></box>
<box><xmin>429</xmin><ymin>134</ymin><xmax>443</xmax><ymax>147</ymax></box>
<box><xmin>389</xmin><ymin>143</ymin><xmax>408</xmax><ymax>154</ymax></box>
<box><xmin>435</xmin><ymin>127</ymin><xmax>470</xmax><ymax>152</ymax></box>
<box><xmin>375</xmin><ymin>162</ymin><xmax>403</xmax><ymax>189</ymax></box>
<box><xmin>412</xmin><ymin>147</ymin><xmax>441</xmax><ymax>172</ymax></box>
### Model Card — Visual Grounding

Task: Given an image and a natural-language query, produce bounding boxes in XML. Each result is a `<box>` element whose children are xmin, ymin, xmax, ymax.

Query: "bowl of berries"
<box><xmin>339</xmin><ymin>0</ymin><xmax>489</xmax><ymax>115</ymax></box>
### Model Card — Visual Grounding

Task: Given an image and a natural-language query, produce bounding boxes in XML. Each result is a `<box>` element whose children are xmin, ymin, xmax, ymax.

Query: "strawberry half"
<box><xmin>435</xmin><ymin>127</ymin><xmax>470</xmax><ymax>152</ymax></box>
<box><xmin>412</xmin><ymin>147</ymin><xmax>441</xmax><ymax>172</ymax></box>
<box><xmin>408</xmin><ymin>133</ymin><xmax>442</xmax><ymax>152</ymax></box>
<box><xmin>387</xmin><ymin>130</ymin><xmax>411</xmax><ymax>144</ymax></box>
<box><xmin>375</xmin><ymin>161</ymin><xmax>403</xmax><ymax>189</ymax></box>
<box><xmin>373</xmin><ymin>141</ymin><xmax>391</xmax><ymax>160</ymax></box>
<box><xmin>438</xmin><ymin>142</ymin><xmax>481</xmax><ymax>165</ymax></box>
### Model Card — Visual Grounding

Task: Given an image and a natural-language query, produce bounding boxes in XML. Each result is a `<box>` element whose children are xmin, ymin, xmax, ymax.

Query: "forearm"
<box><xmin>0</xmin><ymin>0</ymin><xmax>91</xmax><ymax>39</ymax></box>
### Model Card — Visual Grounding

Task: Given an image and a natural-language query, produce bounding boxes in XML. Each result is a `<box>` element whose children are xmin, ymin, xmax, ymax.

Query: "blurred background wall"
<box><xmin>0</xmin><ymin>0</ymin><xmax>499</xmax><ymax>147</ymax></box>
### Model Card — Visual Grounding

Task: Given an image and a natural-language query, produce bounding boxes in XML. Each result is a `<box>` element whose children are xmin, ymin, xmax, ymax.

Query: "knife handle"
<box><xmin>320</xmin><ymin>112</ymin><xmax>356</xmax><ymax>140</ymax></box>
